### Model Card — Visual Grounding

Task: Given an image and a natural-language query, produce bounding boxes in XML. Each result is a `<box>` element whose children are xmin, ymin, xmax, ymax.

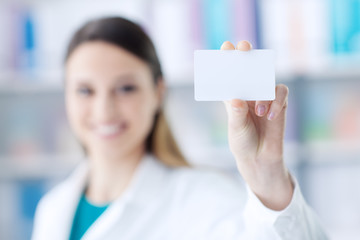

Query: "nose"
<box><xmin>93</xmin><ymin>92</ymin><xmax>117</xmax><ymax>123</ymax></box>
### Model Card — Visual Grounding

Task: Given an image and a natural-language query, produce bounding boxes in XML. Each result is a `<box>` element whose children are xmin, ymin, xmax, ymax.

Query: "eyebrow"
<box><xmin>70</xmin><ymin>73</ymin><xmax>138</xmax><ymax>85</ymax></box>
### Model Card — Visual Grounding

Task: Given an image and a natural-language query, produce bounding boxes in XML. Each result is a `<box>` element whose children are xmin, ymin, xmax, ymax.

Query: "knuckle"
<box><xmin>272</xmin><ymin>99</ymin><xmax>283</xmax><ymax>110</ymax></box>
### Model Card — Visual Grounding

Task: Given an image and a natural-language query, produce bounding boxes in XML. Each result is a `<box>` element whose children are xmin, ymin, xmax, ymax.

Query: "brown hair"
<box><xmin>65</xmin><ymin>17</ymin><xmax>189</xmax><ymax>167</ymax></box>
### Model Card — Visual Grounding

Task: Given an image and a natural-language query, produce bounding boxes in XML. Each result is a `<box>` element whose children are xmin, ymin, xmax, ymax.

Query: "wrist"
<box><xmin>239</xmin><ymin>160</ymin><xmax>294</xmax><ymax>211</ymax></box>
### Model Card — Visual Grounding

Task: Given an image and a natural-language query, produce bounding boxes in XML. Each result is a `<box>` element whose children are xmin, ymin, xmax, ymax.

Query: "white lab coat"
<box><xmin>32</xmin><ymin>154</ymin><xmax>328</xmax><ymax>240</ymax></box>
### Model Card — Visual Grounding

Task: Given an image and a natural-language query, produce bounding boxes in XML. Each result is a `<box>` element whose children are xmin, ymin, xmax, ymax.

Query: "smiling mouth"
<box><xmin>94</xmin><ymin>123</ymin><xmax>127</xmax><ymax>138</ymax></box>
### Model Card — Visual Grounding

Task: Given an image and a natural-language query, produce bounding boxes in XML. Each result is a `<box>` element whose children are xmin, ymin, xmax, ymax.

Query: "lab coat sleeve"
<box><xmin>242</xmin><ymin>176</ymin><xmax>329</xmax><ymax>240</ymax></box>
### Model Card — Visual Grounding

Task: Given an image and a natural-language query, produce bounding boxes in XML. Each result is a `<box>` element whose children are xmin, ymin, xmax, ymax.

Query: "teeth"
<box><xmin>96</xmin><ymin>125</ymin><xmax>121</xmax><ymax>136</ymax></box>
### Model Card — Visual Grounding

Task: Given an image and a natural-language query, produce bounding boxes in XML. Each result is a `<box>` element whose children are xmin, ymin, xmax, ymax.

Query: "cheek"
<box><xmin>124</xmin><ymin>93</ymin><xmax>158</xmax><ymax>132</ymax></box>
<box><xmin>65</xmin><ymin>94</ymin><xmax>88</xmax><ymax>136</ymax></box>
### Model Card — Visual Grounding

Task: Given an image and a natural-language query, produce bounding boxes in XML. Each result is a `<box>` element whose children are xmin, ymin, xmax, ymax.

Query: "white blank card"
<box><xmin>194</xmin><ymin>50</ymin><xmax>275</xmax><ymax>101</ymax></box>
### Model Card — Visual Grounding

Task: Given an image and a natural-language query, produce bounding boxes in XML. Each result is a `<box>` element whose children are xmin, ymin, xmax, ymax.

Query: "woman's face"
<box><xmin>65</xmin><ymin>41</ymin><xmax>163</xmax><ymax>159</ymax></box>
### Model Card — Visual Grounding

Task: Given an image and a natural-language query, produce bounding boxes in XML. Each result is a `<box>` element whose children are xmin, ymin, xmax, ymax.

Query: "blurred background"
<box><xmin>0</xmin><ymin>0</ymin><xmax>359</xmax><ymax>239</ymax></box>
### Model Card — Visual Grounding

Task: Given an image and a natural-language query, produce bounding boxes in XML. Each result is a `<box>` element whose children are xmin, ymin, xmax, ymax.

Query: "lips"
<box><xmin>94</xmin><ymin>123</ymin><xmax>127</xmax><ymax>138</ymax></box>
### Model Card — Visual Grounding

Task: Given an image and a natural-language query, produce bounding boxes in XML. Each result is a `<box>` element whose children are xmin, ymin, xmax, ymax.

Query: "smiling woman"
<box><xmin>31</xmin><ymin>17</ymin><xmax>328</xmax><ymax>240</ymax></box>
<box><xmin>64</xmin><ymin>17</ymin><xmax>188</xmax><ymax>168</ymax></box>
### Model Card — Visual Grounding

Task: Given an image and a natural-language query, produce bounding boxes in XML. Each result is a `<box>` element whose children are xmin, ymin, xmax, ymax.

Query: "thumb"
<box><xmin>223</xmin><ymin>99</ymin><xmax>249</xmax><ymax>131</ymax></box>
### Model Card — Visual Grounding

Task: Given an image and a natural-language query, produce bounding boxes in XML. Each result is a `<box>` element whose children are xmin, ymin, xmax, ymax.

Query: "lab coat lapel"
<box><xmin>56</xmin><ymin>162</ymin><xmax>88</xmax><ymax>239</ymax></box>
<box><xmin>83</xmin><ymin>154</ymin><xmax>169</xmax><ymax>240</ymax></box>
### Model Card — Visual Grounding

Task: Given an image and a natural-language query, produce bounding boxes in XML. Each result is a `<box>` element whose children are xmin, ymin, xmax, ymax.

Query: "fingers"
<box><xmin>224</xmin><ymin>99</ymin><xmax>249</xmax><ymax>130</ymax></box>
<box><xmin>255</xmin><ymin>101</ymin><xmax>271</xmax><ymax>117</ymax></box>
<box><xmin>221</xmin><ymin>41</ymin><xmax>235</xmax><ymax>50</ymax></box>
<box><xmin>267</xmin><ymin>84</ymin><xmax>289</xmax><ymax>121</ymax></box>
<box><xmin>221</xmin><ymin>40</ymin><xmax>252</xmax><ymax>51</ymax></box>
<box><xmin>236</xmin><ymin>41</ymin><xmax>252</xmax><ymax>51</ymax></box>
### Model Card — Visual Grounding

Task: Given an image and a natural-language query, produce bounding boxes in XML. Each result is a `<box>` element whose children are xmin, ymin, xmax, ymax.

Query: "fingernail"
<box><xmin>268</xmin><ymin>112</ymin><xmax>275</xmax><ymax>120</ymax></box>
<box><xmin>257</xmin><ymin>105</ymin><xmax>266</xmax><ymax>116</ymax></box>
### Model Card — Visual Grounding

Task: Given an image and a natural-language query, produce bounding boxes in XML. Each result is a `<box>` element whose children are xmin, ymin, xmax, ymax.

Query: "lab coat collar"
<box><xmin>76</xmin><ymin>153</ymin><xmax>170</xmax><ymax>240</ymax></box>
<box><xmin>52</xmin><ymin>159</ymin><xmax>89</xmax><ymax>240</ymax></box>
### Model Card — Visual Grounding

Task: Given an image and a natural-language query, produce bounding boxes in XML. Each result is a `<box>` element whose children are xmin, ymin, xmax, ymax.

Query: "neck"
<box><xmin>85</xmin><ymin>147</ymin><xmax>145</xmax><ymax>205</ymax></box>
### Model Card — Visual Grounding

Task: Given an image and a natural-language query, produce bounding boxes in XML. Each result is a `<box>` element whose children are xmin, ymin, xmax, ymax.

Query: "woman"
<box><xmin>32</xmin><ymin>17</ymin><xmax>327</xmax><ymax>239</ymax></box>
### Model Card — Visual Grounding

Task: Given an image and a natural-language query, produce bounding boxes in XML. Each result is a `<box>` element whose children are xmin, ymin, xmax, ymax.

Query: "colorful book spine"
<box><xmin>233</xmin><ymin>0</ymin><xmax>259</xmax><ymax>48</ymax></box>
<box><xmin>203</xmin><ymin>0</ymin><xmax>232</xmax><ymax>49</ymax></box>
<box><xmin>330</xmin><ymin>0</ymin><xmax>360</xmax><ymax>54</ymax></box>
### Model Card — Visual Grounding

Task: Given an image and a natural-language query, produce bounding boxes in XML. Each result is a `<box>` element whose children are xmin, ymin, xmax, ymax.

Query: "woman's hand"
<box><xmin>222</xmin><ymin>41</ymin><xmax>293</xmax><ymax>211</ymax></box>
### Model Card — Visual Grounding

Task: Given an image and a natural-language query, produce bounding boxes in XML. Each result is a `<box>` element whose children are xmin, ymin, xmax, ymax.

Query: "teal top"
<box><xmin>69</xmin><ymin>194</ymin><xmax>110</xmax><ymax>240</ymax></box>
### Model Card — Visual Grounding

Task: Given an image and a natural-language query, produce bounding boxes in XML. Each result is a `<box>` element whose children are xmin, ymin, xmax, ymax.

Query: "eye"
<box><xmin>116</xmin><ymin>85</ymin><xmax>137</xmax><ymax>94</ymax></box>
<box><xmin>77</xmin><ymin>86</ymin><xmax>93</xmax><ymax>96</ymax></box>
